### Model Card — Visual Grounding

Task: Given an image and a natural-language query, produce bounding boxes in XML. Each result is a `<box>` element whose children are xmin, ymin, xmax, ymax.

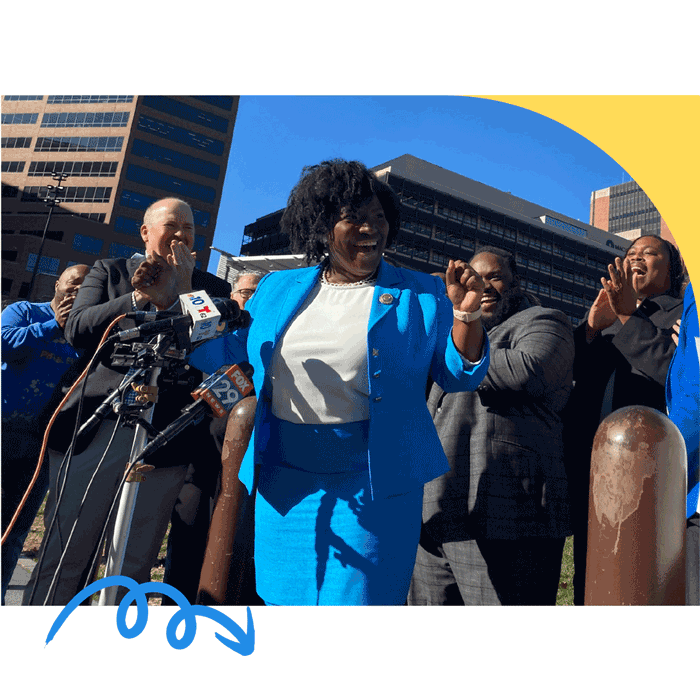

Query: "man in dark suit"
<box><xmin>409</xmin><ymin>246</ymin><xmax>574</xmax><ymax>605</ymax></box>
<box><xmin>24</xmin><ymin>198</ymin><xmax>231</xmax><ymax>605</ymax></box>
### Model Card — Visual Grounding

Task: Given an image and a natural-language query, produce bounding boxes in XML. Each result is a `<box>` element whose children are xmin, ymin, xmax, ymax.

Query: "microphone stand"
<box><xmin>98</xmin><ymin>347</ymin><xmax>163</xmax><ymax>606</ymax></box>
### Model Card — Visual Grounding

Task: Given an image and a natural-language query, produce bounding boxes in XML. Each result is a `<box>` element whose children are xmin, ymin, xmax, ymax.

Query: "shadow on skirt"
<box><xmin>254</xmin><ymin>417</ymin><xmax>422</xmax><ymax>605</ymax></box>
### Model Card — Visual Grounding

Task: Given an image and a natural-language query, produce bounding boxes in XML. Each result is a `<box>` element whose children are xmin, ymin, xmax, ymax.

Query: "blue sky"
<box><xmin>209</xmin><ymin>96</ymin><xmax>630</xmax><ymax>273</ymax></box>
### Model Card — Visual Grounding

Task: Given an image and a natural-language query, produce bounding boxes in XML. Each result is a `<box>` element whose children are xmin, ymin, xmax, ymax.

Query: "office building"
<box><xmin>1</xmin><ymin>95</ymin><xmax>239</xmax><ymax>303</ymax></box>
<box><xmin>590</xmin><ymin>180</ymin><xmax>676</xmax><ymax>247</ymax></box>
<box><xmin>234</xmin><ymin>154</ymin><xmax>631</xmax><ymax>326</ymax></box>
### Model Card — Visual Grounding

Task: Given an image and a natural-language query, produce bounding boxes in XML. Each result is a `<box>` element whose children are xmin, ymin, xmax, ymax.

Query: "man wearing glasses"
<box><xmin>230</xmin><ymin>270</ymin><xmax>265</xmax><ymax>310</ymax></box>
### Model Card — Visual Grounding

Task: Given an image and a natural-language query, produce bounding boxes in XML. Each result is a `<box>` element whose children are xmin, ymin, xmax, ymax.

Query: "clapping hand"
<box><xmin>445</xmin><ymin>259</ymin><xmax>485</xmax><ymax>314</ymax></box>
<box><xmin>131</xmin><ymin>243</ymin><xmax>196</xmax><ymax>310</ymax></box>
<box><xmin>586</xmin><ymin>288</ymin><xmax>618</xmax><ymax>340</ymax></box>
<box><xmin>601</xmin><ymin>257</ymin><xmax>638</xmax><ymax>318</ymax></box>
<box><xmin>672</xmin><ymin>319</ymin><xmax>681</xmax><ymax>346</ymax></box>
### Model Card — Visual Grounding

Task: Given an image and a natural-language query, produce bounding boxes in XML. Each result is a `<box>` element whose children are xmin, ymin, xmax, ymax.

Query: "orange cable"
<box><xmin>1</xmin><ymin>315</ymin><xmax>126</xmax><ymax>547</ymax></box>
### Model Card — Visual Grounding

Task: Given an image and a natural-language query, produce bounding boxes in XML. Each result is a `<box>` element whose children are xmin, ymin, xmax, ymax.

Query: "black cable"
<box><xmin>43</xmin><ymin>416</ymin><xmax>123</xmax><ymax>606</ymax></box>
<box><xmin>26</xmin><ymin>339</ymin><xmax>115</xmax><ymax>605</ymax></box>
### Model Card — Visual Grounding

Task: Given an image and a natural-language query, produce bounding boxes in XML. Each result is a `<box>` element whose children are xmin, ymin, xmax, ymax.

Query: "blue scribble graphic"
<box><xmin>46</xmin><ymin>576</ymin><xmax>254</xmax><ymax>655</ymax></box>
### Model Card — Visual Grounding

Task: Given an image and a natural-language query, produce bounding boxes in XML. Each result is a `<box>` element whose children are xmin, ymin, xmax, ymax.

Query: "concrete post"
<box><xmin>585</xmin><ymin>405</ymin><xmax>687</xmax><ymax>605</ymax></box>
<box><xmin>197</xmin><ymin>395</ymin><xmax>257</xmax><ymax>605</ymax></box>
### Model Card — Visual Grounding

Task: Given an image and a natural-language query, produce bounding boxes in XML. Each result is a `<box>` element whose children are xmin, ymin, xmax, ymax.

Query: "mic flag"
<box><xmin>129</xmin><ymin>362</ymin><xmax>254</xmax><ymax>464</ymax></box>
<box><xmin>116</xmin><ymin>291</ymin><xmax>246</xmax><ymax>344</ymax></box>
<box><xmin>191</xmin><ymin>362</ymin><xmax>255</xmax><ymax>417</ymax></box>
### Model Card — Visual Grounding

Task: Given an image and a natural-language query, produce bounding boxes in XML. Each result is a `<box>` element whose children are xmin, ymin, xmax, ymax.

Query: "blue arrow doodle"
<box><xmin>45</xmin><ymin>576</ymin><xmax>254</xmax><ymax>655</ymax></box>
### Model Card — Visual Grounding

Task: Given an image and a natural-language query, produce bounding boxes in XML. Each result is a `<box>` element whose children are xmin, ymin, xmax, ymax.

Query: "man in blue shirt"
<box><xmin>666</xmin><ymin>282</ymin><xmax>699</xmax><ymax>605</ymax></box>
<box><xmin>1</xmin><ymin>264</ymin><xmax>89</xmax><ymax>603</ymax></box>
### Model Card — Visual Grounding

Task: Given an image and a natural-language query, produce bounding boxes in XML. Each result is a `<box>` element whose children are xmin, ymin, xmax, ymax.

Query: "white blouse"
<box><xmin>269</xmin><ymin>280</ymin><xmax>375</xmax><ymax>424</ymax></box>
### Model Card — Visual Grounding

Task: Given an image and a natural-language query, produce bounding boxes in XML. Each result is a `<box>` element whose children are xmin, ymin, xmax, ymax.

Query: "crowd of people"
<box><xmin>1</xmin><ymin>159</ymin><xmax>697</xmax><ymax>606</ymax></box>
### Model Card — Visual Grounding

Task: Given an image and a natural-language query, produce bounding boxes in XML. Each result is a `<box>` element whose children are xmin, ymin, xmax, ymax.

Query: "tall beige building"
<box><xmin>1</xmin><ymin>95</ymin><xmax>239</xmax><ymax>303</ymax></box>
<box><xmin>589</xmin><ymin>180</ymin><xmax>677</xmax><ymax>247</ymax></box>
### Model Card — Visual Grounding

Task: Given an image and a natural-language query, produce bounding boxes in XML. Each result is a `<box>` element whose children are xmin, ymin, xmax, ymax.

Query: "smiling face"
<box><xmin>470</xmin><ymin>252</ymin><xmax>517</xmax><ymax>327</ymax></box>
<box><xmin>624</xmin><ymin>236</ymin><xmax>672</xmax><ymax>298</ymax></box>
<box><xmin>326</xmin><ymin>195</ymin><xmax>389</xmax><ymax>283</ymax></box>
<box><xmin>140</xmin><ymin>199</ymin><xmax>195</xmax><ymax>260</ymax></box>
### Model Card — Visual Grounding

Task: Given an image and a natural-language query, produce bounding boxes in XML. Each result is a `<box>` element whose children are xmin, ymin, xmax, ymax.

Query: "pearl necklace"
<box><xmin>321</xmin><ymin>266</ymin><xmax>378</xmax><ymax>288</ymax></box>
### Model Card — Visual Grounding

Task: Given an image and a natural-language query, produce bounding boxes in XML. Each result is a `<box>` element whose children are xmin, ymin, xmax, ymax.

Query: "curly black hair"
<box><xmin>279</xmin><ymin>159</ymin><xmax>402</xmax><ymax>264</ymax></box>
<box><xmin>625</xmin><ymin>235</ymin><xmax>686</xmax><ymax>298</ymax></box>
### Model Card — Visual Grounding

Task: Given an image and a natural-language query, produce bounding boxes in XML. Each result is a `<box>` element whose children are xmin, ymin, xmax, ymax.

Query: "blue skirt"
<box><xmin>254</xmin><ymin>416</ymin><xmax>422</xmax><ymax>605</ymax></box>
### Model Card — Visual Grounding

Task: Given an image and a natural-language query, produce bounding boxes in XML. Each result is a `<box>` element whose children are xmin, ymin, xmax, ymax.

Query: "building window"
<box><xmin>3</xmin><ymin>95</ymin><xmax>43</xmax><ymax>101</ymax></box>
<box><xmin>26</xmin><ymin>254</ymin><xmax>60</xmax><ymax>276</ymax></box>
<box><xmin>2</xmin><ymin>184</ymin><xmax>19</xmax><ymax>198</ymax></box>
<box><xmin>125</xmin><ymin>164</ymin><xmax>215</xmax><ymax>204</ymax></box>
<box><xmin>108</xmin><ymin>242</ymin><xmax>142</xmax><ymax>258</ymax></box>
<box><xmin>40</xmin><ymin>111</ymin><xmax>130</xmax><ymax>128</ymax></box>
<box><xmin>141</xmin><ymin>96</ymin><xmax>229</xmax><ymax>133</ymax></box>
<box><xmin>131</xmin><ymin>138</ymin><xmax>220</xmax><ymax>180</ymax></box>
<box><xmin>21</xmin><ymin>186</ymin><xmax>112</xmax><ymax>203</ymax></box>
<box><xmin>1</xmin><ymin>113</ymin><xmax>39</xmax><ymax>125</ymax></box>
<box><xmin>18</xmin><ymin>282</ymin><xmax>31</xmax><ymax>298</ymax></box>
<box><xmin>2</xmin><ymin>250</ymin><xmax>19</xmax><ymax>262</ymax></box>
<box><xmin>72</xmin><ymin>233</ymin><xmax>103</xmax><ymax>255</ymax></box>
<box><xmin>1</xmin><ymin>161</ymin><xmax>25</xmax><ymax>173</ymax></box>
<box><xmin>35</xmin><ymin>136</ymin><xmax>124</xmax><ymax>152</ymax></box>
<box><xmin>18</xmin><ymin>230</ymin><xmax>64</xmax><ymax>242</ymax></box>
<box><xmin>2</xmin><ymin>278</ymin><xmax>13</xmax><ymax>294</ymax></box>
<box><xmin>192</xmin><ymin>96</ymin><xmax>235</xmax><ymax>111</ymax></box>
<box><xmin>431</xmin><ymin>252</ymin><xmax>450</xmax><ymax>267</ymax></box>
<box><xmin>194</xmin><ymin>234</ymin><xmax>207</xmax><ymax>252</ymax></box>
<box><xmin>119</xmin><ymin>189</ymin><xmax>211</xmax><ymax>228</ymax></box>
<box><xmin>114</xmin><ymin>215</ymin><xmax>142</xmax><ymax>237</ymax></box>
<box><xmin>1</xmin><ymin>137</ymin><xmax>32</xmax><ymax>149</ymax></box>
<box><xmin>28</xmin><ymin>161</ymin><xmax>119</xmax><ymax>178</ymax></box>
<box><xmin>47</xmin><ymin>95</ymin><xmax>134</xmax><ymax>104</ymax></box>
<box><xmin>136</xmin><ymin>115</ymin><xmax>225</xmax><ymax>156</ymax></box>
<box><xmin>27</xmin><ymin>160</ymin><xmax>117</xmax><ymax>177</ymax></box>
<box><xmin>53</xmin><ymin>211</ymin><xmax>106</xmax><ymax>223</ymax></box>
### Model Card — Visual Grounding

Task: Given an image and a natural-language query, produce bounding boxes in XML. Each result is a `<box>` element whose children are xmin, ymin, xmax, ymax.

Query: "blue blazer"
<box><xmin>666</xmin><ymin>283</ymin><xmax>699</xmax><ymax>519</ymax></box>
<box><xmin>191</xmin><ymin>260</ymin><xmax>490</xmax><ymax>499</ymax></box>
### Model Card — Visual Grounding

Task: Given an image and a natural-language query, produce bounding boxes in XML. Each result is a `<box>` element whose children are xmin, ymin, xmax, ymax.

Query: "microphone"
<box><xmin>115</xmin><ymin>291</ymin><xmax>248</xmax><ymax>343</ymax></box>
<box><xmin>129</xmin><ymin>362</ymin><xmax>254</xmax><ymax>465</ymax></box>
<box><xmin>123</xmin><ymin>309</ymin><xmax>181</xmax><ymax>322</ymax></box>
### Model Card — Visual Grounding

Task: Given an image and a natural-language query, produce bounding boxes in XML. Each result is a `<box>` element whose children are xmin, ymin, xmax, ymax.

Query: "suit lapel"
<box><xmin>368</xmin><ymin>259</ymin><xmax>403</xmax><ymax>333</ymax></box>
<box><xmin>126</xmin><ymin>255</ymin><xmax>144</xmax><ymax>278</ymax></box>
<box><xmin>273</xmin><ymin>264</ymin><xmax>323</xmax><ymax>343</ymax></box>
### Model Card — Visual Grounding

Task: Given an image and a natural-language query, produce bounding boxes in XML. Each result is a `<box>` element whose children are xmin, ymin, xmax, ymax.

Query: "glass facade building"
<box><xmin>238</xmin><ymin>155</ymin><xmax>630</xmax><ymax>327</ymax></box>
<box><xmin>1</xmin><ymin>95</ymin><xmax>239</xmax><ymax>303</ymax></box>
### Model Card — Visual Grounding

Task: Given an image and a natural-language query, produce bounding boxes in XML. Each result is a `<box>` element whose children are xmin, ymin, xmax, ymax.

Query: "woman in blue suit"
<box><xmin>194</xmin><ymin>160</ymin><xmax>489</xmax><ymax>605</ymax></box>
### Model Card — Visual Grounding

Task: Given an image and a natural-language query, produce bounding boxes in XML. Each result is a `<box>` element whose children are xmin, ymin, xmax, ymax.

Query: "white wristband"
<box><xmin>453</xmin><ymin>307</ymin><xmax>482</xmax><ymax>323</ymax></box>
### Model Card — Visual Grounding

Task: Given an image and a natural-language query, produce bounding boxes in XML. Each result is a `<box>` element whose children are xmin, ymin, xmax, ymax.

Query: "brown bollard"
<box><xmin>197</xmin><ymin>395</ymin><xmax>257</xmax><ymax>605</ymax></box>
<box><xmin>585</xmin><ymin>405</ymin><xmax>687</xmax><ymax>605</ymax></box>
